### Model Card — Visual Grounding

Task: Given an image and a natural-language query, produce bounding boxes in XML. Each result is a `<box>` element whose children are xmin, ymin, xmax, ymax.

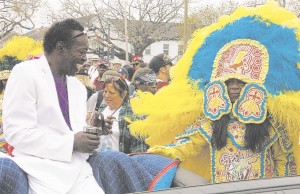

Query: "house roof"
<box><xmin>0</xmin><ymin>31</ymin><xmax>20</xmax><ymax>47</ymax></box>
<box><xmin>77</xmin><ymin>15</ymin><xmax>180</xmax><ymax>40</ymax></box>
<box><xmin>107</xmin><ymin>18</ymin><xmax>180</xmax><ymax>40</ymax></box>
<box><xmin>76</xmin><ymin>14</ymin><xmax>96</xmax><ymax>27</ymax></box>
<box><xmin>23</xmin><ymin>27</ymin><xmax>48</xmax><ymax>40</ymax></box>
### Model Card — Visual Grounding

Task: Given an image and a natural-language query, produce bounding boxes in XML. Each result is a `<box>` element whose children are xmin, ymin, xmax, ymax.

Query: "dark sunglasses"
<box><xmin>140</xmin><ymin>82</ymin><xmax>157</xmax><ymax>87</ymax></box>
<box><xmin>103</xmin><ymin>75</ymin><xmax>128</xmax><ymax>87</ymax></box>
<box><xmin>98</xmin><ymin>64</ymin><xmax>108</xmax><ymax>69</ymax></box>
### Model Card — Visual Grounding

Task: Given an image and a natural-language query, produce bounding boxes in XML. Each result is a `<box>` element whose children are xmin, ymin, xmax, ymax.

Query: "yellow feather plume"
<box><xmin>0</xmin><ymin>36</ymin><xmax>43</xmax><ymax>60</ymax></box>
<box><xmin>267</xmin><ymin>91</ymin><xmax>300</xmax><ymax>137</ymax></box>
<box><xmin>130</xmin><ymin>79</ymin><xmax>203</xmax><ymax>147</ymax></box>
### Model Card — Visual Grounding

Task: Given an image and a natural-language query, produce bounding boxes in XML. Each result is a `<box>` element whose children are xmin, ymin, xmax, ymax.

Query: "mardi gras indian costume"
<box><xmin>129</xmin><ymin>2</ymin><xmax>300</xmax><ymax>183</ymax></box>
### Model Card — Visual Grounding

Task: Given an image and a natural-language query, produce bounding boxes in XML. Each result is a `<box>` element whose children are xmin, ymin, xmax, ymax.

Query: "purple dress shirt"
<box><xmin>53</xmin><ymin>74</ymin><xmax>72</xmax><ymax>130</ymax></box>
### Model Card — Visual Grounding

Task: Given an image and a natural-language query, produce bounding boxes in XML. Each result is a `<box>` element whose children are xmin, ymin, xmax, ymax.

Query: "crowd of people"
<box><xmin>0</xmin><ymin>1</ymin><xmax>300</xmax><ymax>194</ymax></box>
<box><xmin>73</xmin><ymin>51</ymin><xmax>172</xmax><ymax>101</ymax></box>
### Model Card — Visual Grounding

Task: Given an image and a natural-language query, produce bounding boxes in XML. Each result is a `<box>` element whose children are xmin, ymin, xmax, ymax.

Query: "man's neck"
<box><xmin>53</xmin><ymin>72</ymin><xmax>66</xmax><ymax>80</ymax></box>
<box><xmin>46</xmin><ymin>53</ymin><xmax>65</xmax><ymax>77</ymax></box>
<box><xmin>156</xmin><ymin>73</ymin><xmax>169</xmax><ymax>82</ymax></box>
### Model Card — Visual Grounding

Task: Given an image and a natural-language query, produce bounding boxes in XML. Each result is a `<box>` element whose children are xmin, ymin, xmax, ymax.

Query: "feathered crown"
<box><xmin>129</xmin><ymin>2</ymin><xmax>300</xmax><ymax>148</ymax></box>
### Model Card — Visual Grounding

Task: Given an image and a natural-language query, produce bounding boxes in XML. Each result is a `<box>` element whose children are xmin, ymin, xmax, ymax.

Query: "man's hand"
<box><xmin>73</xmin><ymin>132</ymin><xmax>100</xmax><ymax>153</ymax></box>
<box><xmin>89</xmin><ymin>111</ymin><xmax>102</xmax><ymax>127</ymax></box>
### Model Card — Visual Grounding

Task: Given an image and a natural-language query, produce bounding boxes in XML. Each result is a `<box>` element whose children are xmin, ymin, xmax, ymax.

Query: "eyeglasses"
<box><xmin>140</xmin><ymin>82</ymin><xmax>157</xmax><ymax>87</ymax></box>
<box><xmin>67</xmin><ymin>28</ymin><xmax>88</xmax><ymax>41</ymax></box>
<box><xmin>68</xmin><ymin>32</ymin><xmax>85</xmax><ymax>41</ymax></box>
<box><xmin>103</xmin><ymin>75</ymin><xmax>127</xmax><ymax>86</ymax></box>
<box><xmin>102</xmin><ymin>75</ymin><xmax>120</xmax><ymax>81</ymax></box>
<box><xmin>103</xmin><ymin>75</ymin><xmax>129</xmax><ymax>95</ymax></box>
<box><xmin>97</xmin><ymin>64</ymin><xmax>108</xmax><ymax>69</ymax></box>
<box><xmin>165</xmin><ymin>62</ymin><xmax>173</xmax><ymax>66</ymax></box>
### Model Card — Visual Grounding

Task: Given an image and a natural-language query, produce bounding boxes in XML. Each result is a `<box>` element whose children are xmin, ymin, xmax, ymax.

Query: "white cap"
<box><xmin>91</xmin><ymin>55</ymin><xmax>100</xmax><ymax>61</ymax></box>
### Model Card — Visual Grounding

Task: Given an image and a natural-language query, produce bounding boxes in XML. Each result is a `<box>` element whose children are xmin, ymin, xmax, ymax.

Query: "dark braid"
<box><xmin>211</xmin><ymin>114</ymin><xmax>230</xmax><ymax>150</ymax></box>
<box><xmin>245</xmin><ymin>119</ymin><xmax>270</xmax><ymax>153</ymax></box>
<box><xmin>211</xmin><ymin>114</ymin><xmax>270</xmax><ymax>152</ymax></box>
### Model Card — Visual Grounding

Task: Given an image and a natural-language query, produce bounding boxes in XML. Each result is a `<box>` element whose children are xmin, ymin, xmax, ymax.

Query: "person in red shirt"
<box><xmin>93</xmin><ymin>60</ymin><xmax>109</xmax><ymax>90</ymax></box>
<box><xmin>148</xmin><ymin>54</ymin><xmax>173</xmax><ymax>90</ymax></box>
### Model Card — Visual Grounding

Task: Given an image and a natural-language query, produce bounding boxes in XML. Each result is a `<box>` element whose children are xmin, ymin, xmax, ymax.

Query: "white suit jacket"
<box><xmin>3</xmin><ymin>56</ymin><xmax>90</xmax><ymax>193</ymax></box>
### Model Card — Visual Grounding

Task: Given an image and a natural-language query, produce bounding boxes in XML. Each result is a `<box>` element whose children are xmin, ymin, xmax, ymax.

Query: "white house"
<box><xmin>78</xmin><ymin>16</ymin><xmax>183</xmax><ymax>65</ymax></box>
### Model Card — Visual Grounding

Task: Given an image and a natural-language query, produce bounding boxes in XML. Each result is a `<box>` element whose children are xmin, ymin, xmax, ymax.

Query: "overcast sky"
<box><xmin>31</xmin><ymin>0</ymin><xmax>241</xmax><ymax>29</ymax></box>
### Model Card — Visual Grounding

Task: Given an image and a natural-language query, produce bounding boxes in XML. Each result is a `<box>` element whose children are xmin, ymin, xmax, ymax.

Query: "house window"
<box><xmin>145</xmin><ymin>46</ymin><xmax>151</xmax><ymax>55</ymax></box>
<box><xmin>163</xmin><ymin>44</ymin><xmax>169</xmax><ymax>55</ymax></box>
<box><xmin>178</xmin><ymin>45</ymin><xmax>184</xmax><ymax>56</ymax></box>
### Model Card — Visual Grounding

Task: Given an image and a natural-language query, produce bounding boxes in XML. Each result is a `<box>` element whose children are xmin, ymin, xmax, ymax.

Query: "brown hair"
<box><xmin>103</xmin><ymin>77</ymin><xmax>129</xmax><ymax>103</ymax></box>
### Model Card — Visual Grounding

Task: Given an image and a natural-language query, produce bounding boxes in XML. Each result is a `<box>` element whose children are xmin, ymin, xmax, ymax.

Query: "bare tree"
<box><xmin>45</xmin><ymin>0</ymin><xmax>94</xmax><ymax>22</ymax></box>
<box><xmin>178</xmin><ymin>0</ymin><xmax>240</xmax><ymax>40</ymax></box>
<box><xmin>277</xmin><ymin>0</ymin><xmax>286</xmax><ymax>7</ymax></box>
<box><xmin>0</xmin><ymin>0</ymin><xmax>41</xmax><ymax>39</ymax></box>
<box><xmin>287</xmin><ymin>0</ymin><xmax>300</xmax><ymax>17</ymax></box>
<box><xmin>48</xmin><ymin>0</ymin><xmax>183</xmax><ymax>60</ymax></box>
<box><xmin>180</xmin><ymin>0</ymin><xmax>300</xmax><ymax>42</ymax></box>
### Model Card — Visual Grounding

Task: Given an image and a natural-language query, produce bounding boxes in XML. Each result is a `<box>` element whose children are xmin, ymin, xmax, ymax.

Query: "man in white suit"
<box><xmin>3</xmin><ymin>19</ymin><xmax>104</xmax><ymax>194</ymax></box>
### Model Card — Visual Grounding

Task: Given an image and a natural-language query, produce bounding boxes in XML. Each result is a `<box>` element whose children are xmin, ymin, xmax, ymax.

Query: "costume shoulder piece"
<box><xmin>129</xmin><ymin>1</ymin><xmax>300</xmax><ymax>148</ymax></box>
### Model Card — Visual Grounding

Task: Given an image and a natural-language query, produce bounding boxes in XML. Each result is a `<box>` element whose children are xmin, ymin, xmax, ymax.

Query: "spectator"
<box><xmin>123</xmin><ymin>64</ymin><xmax>135</xmax><ymax>82</ymax></box>
<box><xmin>111</xmin><ymin>62</ymin><xmax>122</xmax><ymax>71</ymax></box>
<box><xmin>148</xmin><ymin>53</ymin><xmax>173</xmax><ymax>90</ymax></box>
<box><xmin>117</xmin><ymin>67</ymin><xmax>130</xmax><ymax>85</ymax></box>
<box><xmin>131</xmin><ymin>59</ymin><xmax>146</xmax><ymax>71</ymax></box>
<box><xmin>76</xmin><ymin>68</ymin><xmax>96</xmax><ymax>99</ymax></box>
<box><xmin>88</xmin><ymin>55</ymin><xmax>100</xmax><ymax>84</ymax></box>
<box><xmin>131</xmin><ymin>67</ymin><xmax>157</xmax><ymax>97</ymax></box>
<box><xmin>87</xmin><ymin>70</ymin><xmax>120</xmax><ymax>113</ymax></box>
<box><xmin>82</xmin><ymin>62</ymin><xmax>91</xmax><ymax>70</ymax></box>
<box><xmin>93</xmin><ymin>59</ymin><xmax>110</xmax><ymax>91</ymax></box>
<box><xmin>2</xmin><ymin>18</ymin><xmax>104</xmax><ymax>193</ymax></box>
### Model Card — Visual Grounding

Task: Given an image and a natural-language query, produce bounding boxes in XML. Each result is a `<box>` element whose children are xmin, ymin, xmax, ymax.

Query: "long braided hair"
<box><xmin>211</xmin><ymin>115</ymin><xmax>270</xmax><ymax>153</ymax></box>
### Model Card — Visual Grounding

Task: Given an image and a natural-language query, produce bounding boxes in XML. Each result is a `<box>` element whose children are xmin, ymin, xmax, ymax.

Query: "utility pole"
<box><xmin>275</xmin><ymin>0</ymin><xmax>286</xmax><ymax>7</ymax></box>
<box><xmin>183</xmin><ymin>0</ymin><xmax>188</xmax><ymax>48</ymax></box>
<box><xmin>124</xmin><ymin>2</ymin><xmax>129</xmax><ymax>64</ymax></box>
<box><xmin>107</xmin><ymin>24</ymin><xmax>111</xmax><ymax>60</ymax></box>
